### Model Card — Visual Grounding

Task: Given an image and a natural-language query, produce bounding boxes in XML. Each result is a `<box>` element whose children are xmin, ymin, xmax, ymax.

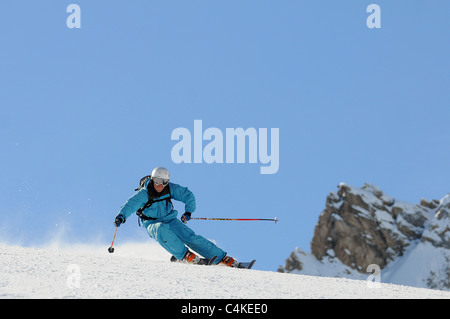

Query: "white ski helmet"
<box><xmin>151</xmin><ymin>167</ymin><xmax>170</xmax><ymax>185</ymax></box>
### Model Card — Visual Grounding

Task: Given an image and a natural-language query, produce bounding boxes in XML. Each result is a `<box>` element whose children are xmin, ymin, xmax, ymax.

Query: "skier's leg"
<box><xmin>146</xmin><ymin>222</ymin><xmax>188</xmax><ymax>260</ymax></box>
<box><xmin>167</xmin><ymin>219</ymin><xmax>226</xmax><ymax>263</ymax></box>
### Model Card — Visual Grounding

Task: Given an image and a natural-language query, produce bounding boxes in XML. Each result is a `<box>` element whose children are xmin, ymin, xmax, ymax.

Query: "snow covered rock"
<box><xmin>278</xmin><ymin>183</ymin><xmax>450</xmax><ymax>291</ymax></box>
<box><xmin>422</xmin><ymin>194</ymin><xmax>450</xmax><ymax>249</ymax></box>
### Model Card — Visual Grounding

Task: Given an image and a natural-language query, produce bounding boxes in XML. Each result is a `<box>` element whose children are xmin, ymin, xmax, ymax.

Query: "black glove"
<box><xmin>181</xmin><ymin>212</ymin><xmax>192</xmax><ymax>224</ymax></box>
<box><xmin>114</xmin><ymin>214</ymin><xmax>125</xmax><ymax>227</ymax></box>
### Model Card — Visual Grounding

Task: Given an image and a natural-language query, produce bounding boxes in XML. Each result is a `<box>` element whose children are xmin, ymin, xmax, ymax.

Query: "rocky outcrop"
<box><xmin>278</xmin><ymin>183</ymin><xmax>450</xmax><ymax>290</ymax></box>
<box><xmin>421</xmin><ymin>195</ymin><xmax>450</xmax><ymax>249</ymax></box>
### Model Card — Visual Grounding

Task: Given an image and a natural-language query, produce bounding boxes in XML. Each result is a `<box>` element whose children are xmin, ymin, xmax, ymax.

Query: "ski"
<box><xmin>216</xmin><ymin>257</ymin><xmax>256</xmax><ymax>269</ymax></box>
<box><xmin>170</xmin><ymin>255</ymin><xmax>255</xmax><ymax>269</ymax></box>
<box><xmin>170</xmin><ymin>255</ymin><xmax>217</xmax><ymax>265</ymax></box>
<box><xmin>237</xmin><ymin>260</ymin><xmax>256</xmax><ymax>269</ymax></box>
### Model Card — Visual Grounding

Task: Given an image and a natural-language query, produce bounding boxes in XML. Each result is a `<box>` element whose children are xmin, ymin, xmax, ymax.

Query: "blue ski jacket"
<box><xmin>117</xmin><ymin>180</ymin><xmax>196</xmax><ymax>224</ymax></box>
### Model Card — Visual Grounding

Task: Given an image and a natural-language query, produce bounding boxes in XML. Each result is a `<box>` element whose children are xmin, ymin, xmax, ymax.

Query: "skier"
<box><xmin>114</xmin><ymin>167</ymin><xmax>239</xmax><ymax>267</ymax></box>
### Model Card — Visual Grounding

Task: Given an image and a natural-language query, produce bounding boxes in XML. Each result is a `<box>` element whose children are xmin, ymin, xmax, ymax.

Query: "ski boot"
<box><xmin>182</xmin><ymin>251</ymin><xmax>201</xmax><ymax>264</ymax></box>
<box><xmin>219</xmin><ymin>255</ymin><xmax>239</xmax><ymax>268</ymax></box>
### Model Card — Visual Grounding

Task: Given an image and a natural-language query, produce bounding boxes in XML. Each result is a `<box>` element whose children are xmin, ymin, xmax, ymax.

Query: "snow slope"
<box><xmin>1</xmin><ymin>243</ymin><xmax>450</xmax><ymax>299</ymax></box>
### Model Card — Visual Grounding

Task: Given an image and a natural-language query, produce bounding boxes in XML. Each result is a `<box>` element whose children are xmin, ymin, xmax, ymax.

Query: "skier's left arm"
<box><xmin>170</xmin><ymin>183</ymin><xmax>196</xmax><ymax>215</ymax></box>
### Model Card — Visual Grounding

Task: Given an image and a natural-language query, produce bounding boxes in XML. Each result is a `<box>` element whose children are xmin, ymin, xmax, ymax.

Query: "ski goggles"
<box><xmin>153</xmin><ymin>177</ymin><xmax>169</xmax><ymax>186</ymax></box>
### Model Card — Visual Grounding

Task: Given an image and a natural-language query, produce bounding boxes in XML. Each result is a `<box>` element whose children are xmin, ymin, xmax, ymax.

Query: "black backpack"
<box><xmin>135</xmin><ymin>176</ymin><xmax>173</xmax><ymax>222</ymax></box>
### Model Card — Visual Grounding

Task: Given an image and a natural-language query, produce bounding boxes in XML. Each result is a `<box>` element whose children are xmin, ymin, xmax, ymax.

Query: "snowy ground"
<box><xmin>1</xmin><ymin>243</ymin><xmax>450</xmax><ymax>299</ymax></box>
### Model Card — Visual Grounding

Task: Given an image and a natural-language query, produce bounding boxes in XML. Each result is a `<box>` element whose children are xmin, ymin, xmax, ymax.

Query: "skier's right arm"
<box><xmin>114</xmin><ymin>189</ymin><xmax>148</xmax><ymax>226</ymax></box>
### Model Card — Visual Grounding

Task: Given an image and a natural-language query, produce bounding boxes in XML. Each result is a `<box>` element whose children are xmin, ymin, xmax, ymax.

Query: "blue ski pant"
<box><xmin>144</xmin><ymin>218</ymin><xmax>226</xmax><ymax>264</ymax></box>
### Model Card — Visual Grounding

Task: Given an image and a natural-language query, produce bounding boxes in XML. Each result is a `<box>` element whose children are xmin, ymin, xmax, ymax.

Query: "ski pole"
<box><xmin>108</xmin><ymin>227</ymin><xmax>118</xmax><ymax>253</ymax></box>
<box><xmin>191</xmin><ymin>217</ymin><xmax>279</xmax><ymax>223</ymax></box>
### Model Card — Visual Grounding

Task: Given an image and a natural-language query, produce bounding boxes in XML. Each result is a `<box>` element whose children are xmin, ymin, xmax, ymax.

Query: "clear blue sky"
<box><xmin>1</xmin><ymin>1</ymin><xmax>449</xmax><ymax>271</ymax></box>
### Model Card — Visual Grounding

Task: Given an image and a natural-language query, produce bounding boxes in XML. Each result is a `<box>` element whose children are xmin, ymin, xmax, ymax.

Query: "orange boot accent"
<box><xmin>183</xmin><ymin>251</ymin><xmax>200</xmax><ymax>264</ymax></box>
<box><xmin>220</xmin><ymin>255</ymin><xmax>239</xmax><ymax>267</ymax></box>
